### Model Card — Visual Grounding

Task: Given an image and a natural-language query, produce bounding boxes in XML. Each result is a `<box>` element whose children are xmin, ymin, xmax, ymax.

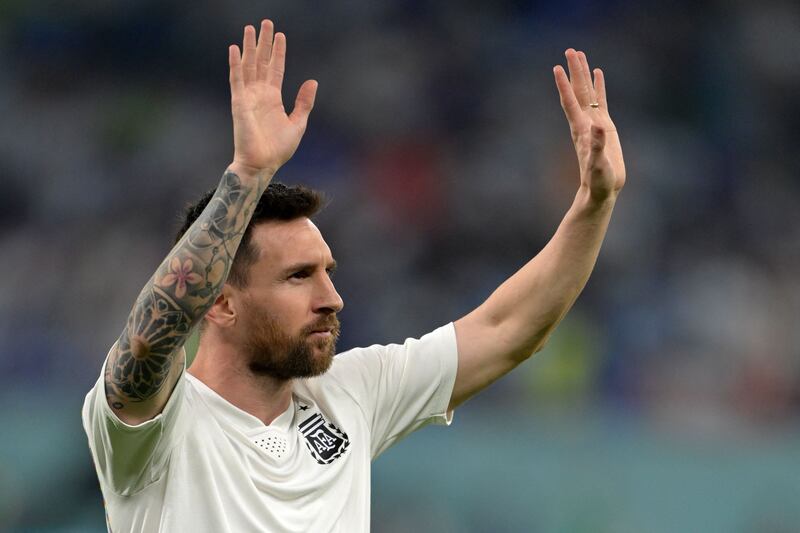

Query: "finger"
<box><xmin>267</xmin><ymin>32</ymin><xmax>286</xmax><ymax>89</ymax></box>
<box><xmin>553</xmin><ymin>65</ymin><xmax>581</xmax><ymax>125</ymax></box>
<box><xmin>289</xmin><ymin>79</ymin><xmax>318</xmax><ymax>129</ymax></box>
<box><xmin>242</xmin><ymin>25</ymin><xmax>257</xmax><ymax>84</ymax></box>
<box><xmin>256</xmin><ymin>19</ymin><xmax>274</xmax><ymax>82</ymax></box>
<box><xmin>229</xmin><ymin>45</ymin><xmax>244</xmax><ymax>96</ymax></box>
<box><xmin>565</xmin><ymin>49</ymin><xmax>591</xmax><ymax>106</ymax></box>
<box><xmin>578</xmin><ymin>51</ymin><xmax>598</xmax><ymax>105</ymax></box>
<box><xmin>593</xmin><ymin>68</ymin><xmax>608</xmax><ymax>109</ymax></box>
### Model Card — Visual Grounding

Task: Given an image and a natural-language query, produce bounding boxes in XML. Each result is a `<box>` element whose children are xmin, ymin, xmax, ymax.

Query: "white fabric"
<box><xmin>82</xmin><ymin>323</ymin><xmax>458</xmax><ymax>533</ymax></box>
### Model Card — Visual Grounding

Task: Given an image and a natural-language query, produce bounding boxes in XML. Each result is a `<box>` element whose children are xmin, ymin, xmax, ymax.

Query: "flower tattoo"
<box><xmin>160</xmin><ymin>257</ymin><xmax>203</xmax><ymax>298</ymax></box>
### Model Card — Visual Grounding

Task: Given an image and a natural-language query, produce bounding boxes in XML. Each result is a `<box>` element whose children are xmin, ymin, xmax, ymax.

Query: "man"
<box><xmin>82</xmin><ymin>19</ymin><xmax>625</xmax><ymax>532</ymax></box>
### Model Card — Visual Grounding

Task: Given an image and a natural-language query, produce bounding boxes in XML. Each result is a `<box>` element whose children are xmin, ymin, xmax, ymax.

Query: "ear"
<box><xmin>205</xmin><ymin>285</ymin><xmax>238</xmax><ymax>329</ymax></box>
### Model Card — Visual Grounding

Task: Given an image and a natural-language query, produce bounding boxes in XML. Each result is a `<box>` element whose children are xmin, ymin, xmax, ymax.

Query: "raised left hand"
<box><xmin>554</xmin><ymin>49</ymin><xmax>626</xmax><ymax>202</ymax></box>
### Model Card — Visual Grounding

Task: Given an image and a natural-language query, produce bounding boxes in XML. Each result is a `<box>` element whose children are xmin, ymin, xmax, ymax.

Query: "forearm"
<box><xmin>106</xmin><ymin>167</ymin><xmax>270</xmax><ymax>412</ymax></box>
<box><xmin>477</xmin><ymin>185</ymin><xmax>617</xmax><ymax>357</ymax></box>
<box><xmin>141</xmin><ymin>167</ymin><xmax>269</xmax><ymax>326</ymax></box>
<box><xmin>450</xmin><ymin>50</ymin><xmax>624</xmax><ymax>410</ymax></box>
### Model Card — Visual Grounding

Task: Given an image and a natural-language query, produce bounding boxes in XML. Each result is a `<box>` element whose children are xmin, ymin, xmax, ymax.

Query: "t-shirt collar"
<box><xmin>186</xmin><ymin>372</ymin><xmax>296</xmax><ymax>433</ymax></box>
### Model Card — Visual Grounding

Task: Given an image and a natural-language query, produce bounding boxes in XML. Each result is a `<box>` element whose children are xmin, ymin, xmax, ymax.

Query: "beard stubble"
<box><xmin>241</xmin><ymin>301</ymin><xmax>340</xmax><ymax>381</ymax></box>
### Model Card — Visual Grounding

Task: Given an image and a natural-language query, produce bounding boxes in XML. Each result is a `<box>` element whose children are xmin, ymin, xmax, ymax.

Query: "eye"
<box><xmin>289</xmin><ymin>270</ymin><xmax>311</xmax><ymax>280</ymax></box>
<box><xmin>326</xmin><ymin>267</ymin><xmax>336</xmax><ymax>278</ymax></box>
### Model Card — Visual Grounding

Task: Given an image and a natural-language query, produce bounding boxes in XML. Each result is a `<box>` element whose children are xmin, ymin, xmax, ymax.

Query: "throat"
<box><xmin>188</xmin><ymin>350</ymin><xmax>295</xmax><ymax>426</ymax></box>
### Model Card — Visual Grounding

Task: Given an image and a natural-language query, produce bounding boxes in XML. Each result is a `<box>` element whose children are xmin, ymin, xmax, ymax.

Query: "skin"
<box><xmin>189</xmin><ymin>219</ymin><xmax>343</xmax><ymax>423</ymax></box>
<box><xmin>450</xmin><ymin>49</ymin><xmax>625</xmax><ymax>410</ymax></box>
<box><xmin>105</xmin><ymin>20</ymin><xmax>318</xmax><ymax>425</ymax></box>
<box><xmin>105</xmin><ymin>21</ymin><xmax>625</xmax><ymax>426</ymax></box>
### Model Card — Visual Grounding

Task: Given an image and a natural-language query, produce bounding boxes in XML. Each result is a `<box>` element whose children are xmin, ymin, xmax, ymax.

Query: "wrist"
<box><xmin>226</xmin><ymin>161</ymin><xmax>277</xmax><ymax>184</ymax></box>
<box><xmin>574</xmin><ymin>184</ymin><xmax>618</xmax><ymax>214</ymax></box>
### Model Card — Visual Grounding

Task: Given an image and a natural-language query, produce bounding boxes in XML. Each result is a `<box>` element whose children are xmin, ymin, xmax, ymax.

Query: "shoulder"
<box><xmin>303</xmin><ymin>323</ymin><xmax>457</xmax><ymax>395</ymax></box>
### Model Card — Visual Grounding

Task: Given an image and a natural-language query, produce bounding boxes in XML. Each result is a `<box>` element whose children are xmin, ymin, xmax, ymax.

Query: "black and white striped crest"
<box><xmin>298</xmin><ymin>413</ymin><xmax>350</xmax><ymax>464</ymax></box>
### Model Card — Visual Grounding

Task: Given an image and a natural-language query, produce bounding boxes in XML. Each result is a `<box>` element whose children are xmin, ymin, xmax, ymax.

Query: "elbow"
<box><xmin>129</xmin><ymin>334</ymin><xmax>152</xmax><ymax>360</ymax></box>
<box><xmin>505</xmin><ymin>331</ymin><xmax>550</xmax><ymax>364</ymax></box>
<box><xmin>535</xmin><ymin>325</ymin><xmax>559</xmax><ymax>352</ymax></box>
<box><xmin>517</xmin><ymin>323</ymin><xmax>558</xmax><ymax>360</ymax></box>
<box><xmin>469</xmin><ymin>306</ymin><xmax>558</xmax><ymax>362</ymax></box>
<box><xmin>518</xmin><ymin>338</ymin><xmax>548</xmax><ymax>360</ymax></box>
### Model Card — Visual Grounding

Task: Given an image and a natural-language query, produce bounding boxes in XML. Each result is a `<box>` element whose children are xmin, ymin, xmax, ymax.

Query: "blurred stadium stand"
<box><xmin>1</xmin><ymin>0</ymin><xmax>798</xmax><ymax>531</ymax></box>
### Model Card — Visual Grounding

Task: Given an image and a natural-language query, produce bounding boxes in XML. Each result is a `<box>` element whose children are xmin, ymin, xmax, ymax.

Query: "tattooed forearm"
<box><xmin>106</xmin><ymin>171</ymin><xmax>267</xmax><ymax>411</ymax></box>
<box><xmin>105</xmin><ymin>286</ymin><xmax>190</xmax><ymax>407</ymax></box>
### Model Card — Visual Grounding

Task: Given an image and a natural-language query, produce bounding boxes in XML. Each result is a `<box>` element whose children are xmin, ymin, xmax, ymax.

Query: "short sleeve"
<box><xmin>81</xmin><ymin>344</ymin><xmax>191</xmax><ymax>496</ymax></box>
<box><xmin>328</xmin><ymin>323</ymin><xmax>459</xmax><ymax>458</ymax></box>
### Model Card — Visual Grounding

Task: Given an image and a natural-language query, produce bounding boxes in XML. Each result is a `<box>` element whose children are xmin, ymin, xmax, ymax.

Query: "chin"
<box><xmin>306</xmin><ymin>353</ymin><xmax>334</xmax><ymax>377</ymax></box>
<box><xmin>308</xmin><ymin>334</ymin><xmax>336</xmax><ymax>354</ymax></box>
<box><xmin>315</xmin><ymin>344</ymin><xmax>336</xmax><ymax>363</ymax></box>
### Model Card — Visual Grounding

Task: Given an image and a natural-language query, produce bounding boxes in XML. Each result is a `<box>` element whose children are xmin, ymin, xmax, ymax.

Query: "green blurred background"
<box><xmin>1</xmin><ymin>0</ymin><xmax>799</xmax><ymax>531</ymax></box>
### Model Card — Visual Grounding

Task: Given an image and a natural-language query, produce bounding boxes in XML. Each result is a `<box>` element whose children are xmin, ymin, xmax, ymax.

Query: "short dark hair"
<box><xmin>175</xmin><ymin>182</ymin><xmax>324</xmax><ymax>287</ymax></box>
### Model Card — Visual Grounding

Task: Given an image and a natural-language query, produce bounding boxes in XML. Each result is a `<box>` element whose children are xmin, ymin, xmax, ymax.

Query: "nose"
<box><xmin>314</xmin><ymin>274</ymin><xmax>344</xmax><ymax>314</ymax></box>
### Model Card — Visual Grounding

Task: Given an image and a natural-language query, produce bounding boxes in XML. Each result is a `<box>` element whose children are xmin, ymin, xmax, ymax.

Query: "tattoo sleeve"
<box><xmin>105</xmin><ymin>171</ymin><xmax>267</xmax><ymax>413</ymax></box>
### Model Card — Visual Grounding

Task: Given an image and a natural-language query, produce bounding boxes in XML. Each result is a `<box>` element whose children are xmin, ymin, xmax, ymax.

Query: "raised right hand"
<box><xmin>228</xmin><ymin>20</ymin><xmax>318</xmax><ymax>177</ymax></box>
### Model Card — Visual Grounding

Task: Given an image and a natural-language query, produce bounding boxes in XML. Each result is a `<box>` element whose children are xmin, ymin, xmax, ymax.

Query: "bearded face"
<box><xmin>239</xmin><ymin>297</ymin><xmax>340</xmax><ymax>380</ymax></box>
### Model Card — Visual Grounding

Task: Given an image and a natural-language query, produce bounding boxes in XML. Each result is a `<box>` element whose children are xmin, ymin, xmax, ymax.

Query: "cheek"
<box><xmin>248</xmin><ymin>290</ymin><xmax>310</xmax><ymax>333</ymax></box>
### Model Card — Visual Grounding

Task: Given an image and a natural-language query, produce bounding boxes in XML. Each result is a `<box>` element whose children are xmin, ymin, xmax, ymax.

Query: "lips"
<box><xmin>305</xmin><ymin>317</ymin><xmax>340</xmax><ymax>338</ymax></box>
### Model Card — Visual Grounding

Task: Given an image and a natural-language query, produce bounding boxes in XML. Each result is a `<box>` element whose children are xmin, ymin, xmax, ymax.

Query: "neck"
<box><xmin>188</xmin><ymin>336</ymin><xmax>293</xmax><ymax>426</ymax></box>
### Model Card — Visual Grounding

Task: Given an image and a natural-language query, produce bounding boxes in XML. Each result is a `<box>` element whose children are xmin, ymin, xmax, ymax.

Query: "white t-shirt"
<box><xmin>82</xmin><ymin>323</ymin><xmax>458</xmax><ymax>533</ymax></box>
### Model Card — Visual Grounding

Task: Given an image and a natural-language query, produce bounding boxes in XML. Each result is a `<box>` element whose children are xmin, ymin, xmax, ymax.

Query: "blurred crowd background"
<box><xmin>1</xmin><ymin>0</ymin><xmax>799</xmax><ymax>531</ymax></box>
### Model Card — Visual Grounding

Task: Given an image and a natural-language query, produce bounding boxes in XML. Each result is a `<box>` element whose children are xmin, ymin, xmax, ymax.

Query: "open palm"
<box><xmin>228</xmin><ymin>20</ymin><xmax>317</xmax><ymax>176</ymax></box>
<box><xmin>554</xmin><ymin>49</ymin><xmax>625</xmax><ymax>201</ymax></box>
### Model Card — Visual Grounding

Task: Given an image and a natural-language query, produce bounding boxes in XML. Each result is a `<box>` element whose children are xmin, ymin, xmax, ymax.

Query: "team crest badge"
<box><xmin>298</xmin><ymin>412</ymin><xmax>350</xmax><ymax>464</ymax></box>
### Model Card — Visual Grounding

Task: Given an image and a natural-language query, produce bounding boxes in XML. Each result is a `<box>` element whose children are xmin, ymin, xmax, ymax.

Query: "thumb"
<box><xmin>289</xmin><ymin>80</ymin><xmax>318</xmax><ymax>129</ymax></box>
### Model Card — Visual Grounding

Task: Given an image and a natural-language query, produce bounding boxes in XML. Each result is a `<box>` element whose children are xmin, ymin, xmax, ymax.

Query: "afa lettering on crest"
<box><xmin>298</xmin><ymin>412</ymin><xmax>350</xmax><ymax>464</ymax></box>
